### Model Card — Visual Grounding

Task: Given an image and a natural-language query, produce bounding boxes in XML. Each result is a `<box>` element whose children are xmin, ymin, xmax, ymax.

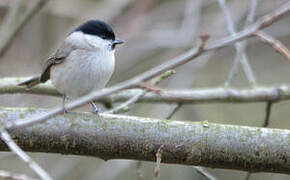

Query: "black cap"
<box><xmin>74</xmin><ymin>20</ymin><xmax>115</xmax><ymax>41</ymax></box>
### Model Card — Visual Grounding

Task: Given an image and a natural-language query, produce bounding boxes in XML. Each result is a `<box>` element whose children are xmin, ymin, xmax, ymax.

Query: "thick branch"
<box><xmin>1</xmin><ymin>78</ymin><xmax>290</xmax><ymax>103</ymax></box>
<box><xmin>0</xmin><ymin>107</ymin><xmax>289</xmax><ymax>174</ymax></box>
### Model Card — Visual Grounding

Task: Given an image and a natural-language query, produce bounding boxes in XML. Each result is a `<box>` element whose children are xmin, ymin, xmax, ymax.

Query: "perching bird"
<box><xmin>19</xmin><ymin>20</ymin><xmax>124</xmax><ymax>113</ymax></box>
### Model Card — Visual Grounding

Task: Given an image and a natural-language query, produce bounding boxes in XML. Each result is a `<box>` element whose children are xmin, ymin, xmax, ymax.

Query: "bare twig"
<box><xmin>3</xmin><ymin>78</ymin><xmax>290</xmax><ymax>103</ymax></box>
<box><xmin>254</xmin><ymin>31</ymin><xmax>290</xmax><ymax>61</ymax></box>
<box><xmin>107</xmin><ymin>91</ymin><xmax>144</xmax><ymax>113</ymax></box>
<box><xmin>263</xmin><ymin>102</ymin><xmax>273</xmax><ymax>128</ymax></box>
<box><xmin>247</xmin><ymin>0</ymin><xmax>259</xmax><ymax>23</ymax></box>
<box><xmin>153</xmin><ymin>145</ymin><xmax>164</xmax><ymax>180</ymax></box>
<box><xmin>194</xmin><ymin>167</ymin><xmax>218</xmax><ymax>180</ymax></box>
<box><xmin>217</xmin><ymin>0</ymin><xmax>256</xmax><ymax>86</ymax></box>
<box><xmin>0</xmin><ymin>0</ymin><xmax>49</xmax><ymax>57</ymax></box>
<box><xmin>97</xmin><ymin>85</ymin><xmax>290</xmax><ymax>104</ymax></box>
<box><xmin>106</xmin><ymin>70</ymin><xmax>175</xmax><ymax>114</ymax></box>
<box><xmin>166</xmin><ymin>103</ymin><xmax>182</xmax><ymax>119</ymax></box>
<box><xmin>6</xmin><ymin>2</ymin><xmax>290</xmax><ymax>130</ymax></box>
<box><xmin>205</xmin><ymin>2</ymin><xmax>289</xmax><ymax>50</ymax></box>
<box><xmin>0</xmin><ymin>127</ymin><xmax>52</xmax><ymax>180</ymax></box>
<box><xmin>223</xmin><ymin>0</ymin><xmax>258</xmax><ymax>87</ymax></box>
<box><xmin>0</xmin><ymin>170</ymin><xmax>38</xmax><ymax>180</ymax></box>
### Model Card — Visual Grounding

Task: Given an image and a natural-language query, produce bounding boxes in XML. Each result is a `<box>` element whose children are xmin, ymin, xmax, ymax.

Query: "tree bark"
<box><xmin>0</xmin><ymin>107</ymin><xmax>289</xmax><ymax>174</ymax></box>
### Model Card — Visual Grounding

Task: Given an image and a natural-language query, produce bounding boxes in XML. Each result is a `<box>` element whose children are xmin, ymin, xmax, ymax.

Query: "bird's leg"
<box><xmin>62</xmin><ymin>94</ymin><xmax>68</xmax><ymax>114</ymax></box>
<box><xmin>90</xmin><ymin>102</ymin><xmax>100</xmax><ymax>114</ymax></box>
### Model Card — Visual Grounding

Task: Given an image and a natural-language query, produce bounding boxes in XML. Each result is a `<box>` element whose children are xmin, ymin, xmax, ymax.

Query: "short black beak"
<box><xmin>113</xmin><ymin>38</ymin><xmax>125</xmax><ymax>46</ymax></box>
<box><xmin>112</xmin><ymin>39</ymin><xmax>124</xmax><ymax>50</ymax></box>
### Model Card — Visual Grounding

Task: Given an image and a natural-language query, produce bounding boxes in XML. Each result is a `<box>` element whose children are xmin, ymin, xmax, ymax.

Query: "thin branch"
<box><xmin>0</xmin><ymin>0</ymin><xmax>49</xmax><ymax>57</ymax></box>
<box><xmin>206</xmin><ymin>1</ymin><xmax>290</xmax><ymax>50</ymax></box>
<box><xmin>0</xmin><ymin>127</ymin><xmax>52</xmax><ymax>180</ymax></box>
<box><xmin>247</xmin><ymin>0</ymin><xmax>259</xmax><ymax>23</ymax></box>
<box><xmin>3</xmin><ymin>78</ymin><xmax>290</xmax><ymax>103</ymax></box>
<box><xmin>254</xmin><ymin>31</ymin><xmax>290</xmax><ymax>61</ymax></box>
<box><xmin>0</xmin><ymin>170</ymin><xmax>38</xmax><ymax>180</ymax></box>
<box><xmin>217</xmin><ymin>0</ymin><xmax>237</xmax><ymax>34</ymax></box>
<box><xmin>226</xmin><ymin>54</ymin><xmax>241</xmax><ymax>86</ymax></box>
<box><xmin>106</xmin><ymin>70</ymin><xmax>175</xmax><ymax>114</ymax></box>
<box><xmin>222</xmin><ymin>0</ymin><xmax>258</xmax><ymax>87</ymax></box>
<box><xmin>166</xmin><ymin>103</ymin><xmax>182</xmax><ymax>119</ymax></box>
<box><xmin>5</xmin><ymin>2</ymin><xmax>290</xmax><ymax>129</ymax></box>
<box><xmin>107</xmin><ymin>90</ymin><xmax>144</xmax><ymax>113</ymax></box>
<box><xmin>194</xmin><ymin>167</ymin><xmax>218</xmax><ymax>180</ymax></box>
<box><xmin>0</xmin><ymin>107</ymin><xmax>289</xmax><ymax>174</ymax></box>
<box><xmin>153</xmin><ymin>145</ymin><xmax>164</xmax><ymax>180</ymax></box>
<box><xmin>263</xmin><ymin>102</ymin><xmax>273</xmax><ymax>128</ymax></box>
<box><xmin>217</xmin><ymin>0</ymin><xmax>256</xmax><ymax>86</ymax></box>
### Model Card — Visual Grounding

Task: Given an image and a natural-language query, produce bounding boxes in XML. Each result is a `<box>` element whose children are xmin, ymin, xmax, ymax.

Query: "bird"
<box><xmin>18</xmin><ymin>20</ymin><xmax>124</xmax><ymax>113</ymax></box>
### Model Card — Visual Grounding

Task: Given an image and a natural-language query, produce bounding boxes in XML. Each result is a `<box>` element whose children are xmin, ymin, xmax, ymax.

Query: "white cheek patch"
<box><xmin>84</xmin><ymin>34</ymin><xmax>109</xmax><ymax>49</ymax></box>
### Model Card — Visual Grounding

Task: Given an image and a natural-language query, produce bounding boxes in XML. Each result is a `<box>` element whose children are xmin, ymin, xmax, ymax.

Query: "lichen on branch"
<box><xmin>0</xmin><ymin>107</ymin><xmax>289</xmax><ymax>174</ymax></box>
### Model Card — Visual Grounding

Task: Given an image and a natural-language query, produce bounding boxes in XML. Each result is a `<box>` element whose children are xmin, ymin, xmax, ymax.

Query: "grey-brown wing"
<box><xmin>39</xmin><ymin>42</ymin><xmax>76</xmax><ymax>83</ymax></box>
<box><xmin>39</xmin><ymin>56</ymin><xmax>64</xmax><ymax>82</ymax></box>
<box><xmin>18</xmin><ymin>54</ymin><xmax>67</xmax><ymax>87</ymax></box>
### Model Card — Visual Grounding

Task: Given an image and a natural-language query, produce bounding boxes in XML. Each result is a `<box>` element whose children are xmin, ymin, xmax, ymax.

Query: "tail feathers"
<box><xmin>18</xmin><ymin>76</ymin><xmax>41</xmax><ymax>88</ymax></box>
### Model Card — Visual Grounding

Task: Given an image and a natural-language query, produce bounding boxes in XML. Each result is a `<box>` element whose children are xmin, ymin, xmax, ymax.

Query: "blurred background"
<box><xmin>0</xmin><ymin>0</ymin><xmax>290</xmax><ymax>179</ymax></box>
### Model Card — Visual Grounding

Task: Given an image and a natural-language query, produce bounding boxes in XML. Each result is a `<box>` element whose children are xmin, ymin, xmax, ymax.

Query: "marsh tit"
<box><xmin>19</xmin><ymin>20</ymin><xmax>124</xmax><ymax>113</ymax></box>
